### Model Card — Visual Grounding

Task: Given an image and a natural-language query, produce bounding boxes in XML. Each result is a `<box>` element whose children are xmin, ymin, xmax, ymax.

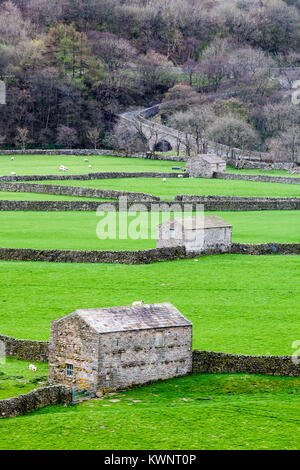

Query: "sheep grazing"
<box><xmin>59</xmin><ymin>165</ymin><xmax>68</xmax><ymax>172</ymax></box>
<box><xmin>29</xmin><ymin>364</ymin><xmax>37</xmax><ymax>372</ymax></box>
<box><xmin>84</xmin><ymin>158</ymin><xmax>89</xmax><ymax>162</ymax></box>
<box><xmin>162</xmin><ymin>177</ymin><xmax>166</xmax><ymax>183</ymax></box>
<box><xmin>88</xmin><ymin>165</ymin><xmax>92</xmax><ymax>169</ymax></box>
<box><xmin>11</xmin><ymin>157</ymin><xmax>14</xmax><ymax>161</ymax></box>
<box><xmin>132</xmin><ymin>301</ymin><xmax>144</xmax><ymax>306</ymax></box>
<box><xmin>178</xmin><ymin>174</ymin><xmax>183</xmax><ymax>178</ymax></box>
<box><xmin>10</xmin><ymin>172</ymin><xmax>16</xmax><ymax>175</ymax></box>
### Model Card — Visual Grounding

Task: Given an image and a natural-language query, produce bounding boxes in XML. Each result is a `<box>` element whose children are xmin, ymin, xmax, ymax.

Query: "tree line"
<box><xmin>0</xmin><ymin>0</ymin><xmax>299</xmax><ymax>157</ymax></box>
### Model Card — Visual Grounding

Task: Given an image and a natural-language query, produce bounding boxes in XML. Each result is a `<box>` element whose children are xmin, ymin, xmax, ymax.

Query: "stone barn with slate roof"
<box><xmin>157</xmin><ymin>215</ymin><xmax>232</xmax><ymax>253</ymax></box>
<box><xmin>186</xmin><ymin>154</ymin><xmax>226</xmax><ymax>178</ymax></box>
<box><xmin>48</xmin><ymin>303</ymin><xmax>192</xmax><ymax>391</ymax></box>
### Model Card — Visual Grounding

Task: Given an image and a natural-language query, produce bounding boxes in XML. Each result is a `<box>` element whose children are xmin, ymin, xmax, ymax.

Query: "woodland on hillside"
<box><xmin>0</xmin><ymin>0</ymin><xmax>299</xmax><ymax>157</ymax></box>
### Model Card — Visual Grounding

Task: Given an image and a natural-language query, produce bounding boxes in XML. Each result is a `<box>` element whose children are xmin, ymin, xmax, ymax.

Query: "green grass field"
<box><xmin>0</xmin><ymin>153</ymin><xmax>299</xmax><ymax>451</ymax></box>
<box><xmin>0</xmin><ymin>154</ymin><xmax>183</xmax><ymax>175</ymax></box>
<box><xmin>0</xmin><ymin>256</ymin><xmax>299</xmax><ymax>356</ymax></box>
<box><xmin>0</xmin><ymin>373</ymin><xmax>299</xmax><ymax>450</ymax></box>
<box><xmin>227</xmin><ymin>166</ymin><xmax>300</xmax><ymax>178</ymax></box>
<box><xmin>1</xmin><ymin>153</ymin><xmax>298</xmax><ymax>180</ymax></box>
<box><xmin>0</xmin><ymin>210</ymin><xmax>298</xmax><ymax>251</ymax></box>
<box><xmin>0</xmin><ymin>358</ymin><xmax>48</xmax><ymax>400</ymax></box>
<box><xmin>35</xmin><ymin>177</ymin><xmax>300</xmax><ymax>199</ymax></box>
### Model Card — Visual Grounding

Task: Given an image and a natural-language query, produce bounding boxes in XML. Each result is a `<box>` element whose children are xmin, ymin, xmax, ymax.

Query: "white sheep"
<box><xmin>29</xmin><ymin>364</ymin><xmax>37</xmax><ymax>372</ymax></box>
<box><xmin>88</xmin><ymin>165</ymin><xmax>92</xmax><ymax>169</ymax></box>
<box><xmin>84</xmin><ymin>158</ymin><xmax>89</xmax><ymax>162</ymax></box>
<box><xmin>162</xmin><ymin>177</ymin><xmax>166</xmax><ymax>183</ymax></box>
<box><xmin>11</xmin><ymin>157</ymin><xmax>14</xmax><ymax>161</ymax></box>
<box><xmin>132</xmin><ymin>301</ymin><xmax>144</xmax><ymax>306</ymax></box>
<box><xmin>10</xmin><ymin>172</ymin><xmax>16</xmax><ymax>175</ymax></box>
<box><xmin>178</xmin><ymin>174</ymin><xmax>183</xmax><ymax>178</ymax></box>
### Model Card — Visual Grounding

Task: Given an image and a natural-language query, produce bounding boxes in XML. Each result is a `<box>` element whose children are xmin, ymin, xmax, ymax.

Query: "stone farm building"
<box><xmin>48</xmin><ymin>303</ymin><xmax>193</xmax><ymax>391</ymax></box>
<box><xmin>157</xmin><ymin>215</ymin><xmax>232</xmax><ymax>253</ymax></box>
<box><xmin>186</xmin><ymin>154</ymin><xmax>226</xmax><ymax>178</ymax></box>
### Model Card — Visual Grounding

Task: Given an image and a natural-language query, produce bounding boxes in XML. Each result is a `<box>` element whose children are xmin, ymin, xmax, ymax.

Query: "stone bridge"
<box><xmin>119</xmin><ymin>105</ymin><xmax>188</xmax><ymax>154</ymax></box>
<box><xmin>118</xmin><ymin>67</ymin><xmax>300</xmax><ymax>168</ymax></box>
<box><xmin>118</xmin><ymin>103</ymin><xmax>271</xmax><ymax>163</ymax></box>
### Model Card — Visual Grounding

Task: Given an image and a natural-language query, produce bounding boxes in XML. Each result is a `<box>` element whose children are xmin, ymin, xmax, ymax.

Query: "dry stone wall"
<box><xmin>213</xmin><ymin>172</ymin><xmax>300</xmax><ymax>185</ymax></box>
<box><xmin>0</xmin><ymin>181</ymin><xmax>159</xmax><ymax>202</ymax></box>
<box><xmin>0</xmin><ymin>246</ymin><xmax>188</xmax><ymax>264</ymax></box>
<box><xmin>0</xmin><ymin>386</ymin><xmax>71</xmax><ymax>418</ymax></box>
<box><xmin>231</xmin><ymin>243</ymin><xmax>300</xmax><ymax>255</ymax></box>
<box><xmin>0</xmin><ymin>148</ymin><xmax>184</xmax><ymax>161</ymax></box>
<box><xmin>0</xmin><ymin>171</ymin><xmax>187</xmax><ymax>182</ymax></box>
<box><xmin>226</xmin><ymin>157</ymin><xmax>293</xmax><ymax>170</ymax></box>
<box><xmin>0</xmin><ymin>149</ymin><xmax>126</xmax><ymax>156</ymax></box>
<box><xmin>192</xmin><ymin>350</ymin><xmax>300</xmax><ymax>376</ymax></box>
<box><xmin>0</xmin><ymin>334</ymin><xmax>49</xmax><ymax>361</ymax></box>
<box><xmin>0</xmin><ymin>244</ymin><xmax>298</xmax><ymax>266</ymax></box>
<box><xmin>1</xmin><ymin>196</ymin><xmax>299</xmax><ymax>212</ymax></box>
<box><xmin>174</xmin><ymin>195</ymin><xmax>300</xmax><ymax>210</ymax></box>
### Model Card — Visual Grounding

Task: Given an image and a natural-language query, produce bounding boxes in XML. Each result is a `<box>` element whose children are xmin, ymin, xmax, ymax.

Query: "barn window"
<box><xmin>170</xmin><ymin>228</ymin><xmax>175</xmax><ymax>239</ymax></box>
<box><xmin>66</xmin><ymin>363</ymin><xmax>74</xmax><ymax>376</ymax></box>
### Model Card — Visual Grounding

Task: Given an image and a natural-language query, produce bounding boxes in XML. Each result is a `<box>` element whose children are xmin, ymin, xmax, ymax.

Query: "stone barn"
<box><xmin>48</xmin><ymin>303</ymin><xmax>192</xmax><ymax>391</ymax></box>
<box><xmin>186</xmin><ymin>154</ymin><xmax>226</xmax><ymax>178</ymax></box>
<box><xmin>157</xmin><ymin>215</ymin><xmax>232</xmax><ymax>253</ymax></box>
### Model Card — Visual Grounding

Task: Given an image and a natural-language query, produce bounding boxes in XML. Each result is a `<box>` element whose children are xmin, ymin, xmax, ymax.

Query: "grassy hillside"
<box><xmin>36</xmin><ymin>177</ymin><xmax>300</xmax><ymax>199</ymax></box>
<box><xmin>0</xmin><ymin>155</ymin><xmax>182</xmax><ymax>176</ymax></box>
<box><xmin>0</xmin><ymin>359</ymin><xmax>48</xmax><ymax>400</ymax></box>
<box><xmin>0</xmin><ymin>256</ymin><xmax>299</xmax><ymax>356</ymax></box>
<box><xmin>0</xmin><ymin>373</ymin><xmax>299</xmax><ymax>450</ymax></box>
<box><xmin>0</xmin><ymin>210</ymin><xmax>298</xmax><ymax>251</ymax></box>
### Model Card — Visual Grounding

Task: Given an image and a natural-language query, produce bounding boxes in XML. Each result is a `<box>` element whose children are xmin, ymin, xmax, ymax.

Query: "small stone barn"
<box><xmin>186</xmin><ymin>154</ymin><xmax>226</xmax><ymax>178</ymax></box>
<box><xmin>157</xmin><ymin>215</ymin><xmax>232</xmax><ymax>253</ymax></box>
<box><xmin>48</xmin><ymin>303</ymin><xmax>192</xmax><ymax>391</ymax></box>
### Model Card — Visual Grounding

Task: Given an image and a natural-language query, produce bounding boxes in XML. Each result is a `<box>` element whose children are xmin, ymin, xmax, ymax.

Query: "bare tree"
<box><xmin>56</xmin><ymin>125</ymin><xmax>78</xmax><ymax>148</ymax></box>
<box><xmin>86</xmin><ymin>127</ymin><xmax>101</xmax><ymax>149</ymax></box>
<box><xmin>168</xmin><ymin>112</ymin><xmax>195</xmax><ymax>157</ymax></box>
<box><xmin>269</xmin><ymin>126</ymin><xmax>300</xmax><ymax>163</ymax></box>
<box><xmin>187</xmin><ymin>106</ymin><xmax>215</xmax><ymax>153</ymax></box>
<box><xmin>182</xmin><ymin>58</ymin><xmax>200</xmax><ymax>87</ymax></box>
<box><xmin>207</xmin><ymin>117</ymin><xmax>258</xmax><ymax>156</ymax></box>
<box><xmin>93</xmin><ymin>36</ymin><xmax>136</xmax><ymax>88</ymax></box>
<box><xmin>112</xmin><ymin>120</ymin><xmax>147</xmax><ymax>155</ymax></box>
<box><xmin>15</xmin><ymin>127</ymin><xmax>31</xmax><ymax>150</ymax></box>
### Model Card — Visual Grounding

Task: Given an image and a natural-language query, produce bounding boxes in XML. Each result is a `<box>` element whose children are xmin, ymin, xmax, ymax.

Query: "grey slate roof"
<box><xmin>68</xmin><ymin>303</ymin><xmax>192</xmax><ymax>333</ymax></box>
<box><xmin>160</xmin><ymin>215</ymin><xmax>232</xmax><ymax>230</ymax></box>
<box><xmin>195</xmin><ymin>154</ymin><xmax>225</xmax><ymax>164</ymax></box>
